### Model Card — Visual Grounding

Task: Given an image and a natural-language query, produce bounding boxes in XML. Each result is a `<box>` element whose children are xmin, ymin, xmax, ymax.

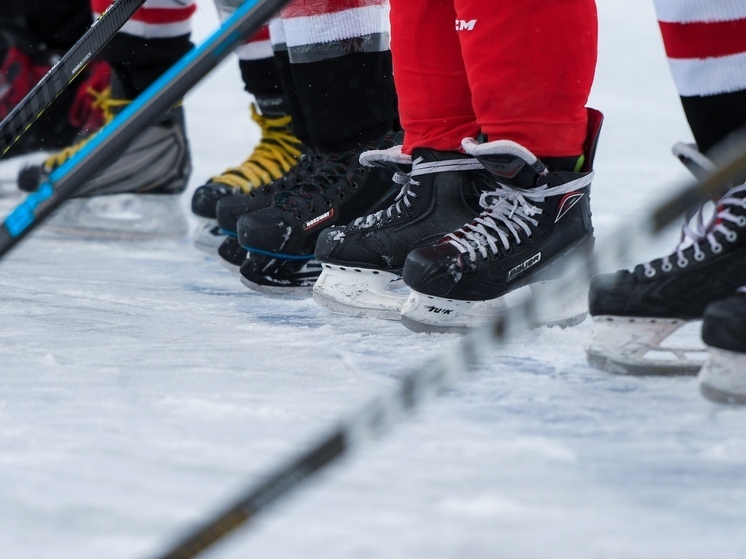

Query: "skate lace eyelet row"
<box><xmin>446</xmin><ymin>173</ymin><xmax>593</xmax><ymax>262</ymax></box>
<box><xmin>641</xmin><ymin>182</ymin><xmax>746</xmax><ymax>276</ymax></box>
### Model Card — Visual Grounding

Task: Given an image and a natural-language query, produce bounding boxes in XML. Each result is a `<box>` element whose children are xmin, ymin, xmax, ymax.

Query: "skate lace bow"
<box><xmin>447</xmin><ymin>174</ymin><xmax>593</xmax><ymax>261</ymax></box>
<box><xmin>352</xmin><ymin>156</ymin><xmax>484</xmax><ymax>228</ymax></box>
<box><xmin>642</xmin><ymin>183</ymin><xmax>746</xmax><ymax>276</ymax></box>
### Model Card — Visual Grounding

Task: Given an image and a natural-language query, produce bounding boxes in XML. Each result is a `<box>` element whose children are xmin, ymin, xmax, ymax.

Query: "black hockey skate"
<box><xmin>313</xmin><ymin>146</ymin><xmax>489</xmax><ymax>319</ymax></box>
<box><xmin>699</xmin><ymin>287</ymin><xmax>746</xmax><ymax>403</ymax></box>
<box><xmin>17</xmin><ymin>71</ymin><xmax>191</xmax><ymax>239</ymax></box>
<box><xmin>190</xmin><ymin>104</ymin><xmax>303</xmax><ymax>253</ymax></box>
<box><xmin>237</xmin><ymin>132</ymin><xmax>401</xmax><ymax>293</ymax></box>
<box><xmin>587</xmin><ymin>144</ymin><xmax>746</xmax><ymax>376</ymax></box>
<box><xmin>214</xmin><ymin>148</ymin><xmax>322</xmax><ymax>236</ymax></box>
<box><xmin>399</xmin><ymin>108</ymin><xmax>603</xmax><ymax>333</ymax></box>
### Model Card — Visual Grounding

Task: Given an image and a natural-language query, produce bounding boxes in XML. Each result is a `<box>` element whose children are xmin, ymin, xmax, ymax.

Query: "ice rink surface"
<box><xmin>2</xmin><ymin>2</ymin><xmax>746</xmax><ymax>558</ymax></box>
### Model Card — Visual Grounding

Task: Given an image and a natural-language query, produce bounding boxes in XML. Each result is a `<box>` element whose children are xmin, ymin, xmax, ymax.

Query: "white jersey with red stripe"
<box><xmin>654</xmin><ymin>0</ymin><xmax>746</xmax><ymax>97</ymax></box>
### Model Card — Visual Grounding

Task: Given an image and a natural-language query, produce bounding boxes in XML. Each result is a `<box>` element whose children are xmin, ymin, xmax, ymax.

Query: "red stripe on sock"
<box><xmin>246</xmin><ymin>26</ymin><xmax>270</xmax><ymax>44</ymax></box>
<box><xmin>91</xmin><ymin>1</ymin><xmax>196</xmax><ymax>24</ymax></box>
<box><xmin>660</xmin><ymin>19</ymin><xmax>746</xmax><ymax>59</ymax></box>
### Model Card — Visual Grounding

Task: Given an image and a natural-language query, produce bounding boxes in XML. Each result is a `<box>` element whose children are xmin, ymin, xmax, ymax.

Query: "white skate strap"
<box><xmin>672</xmin><ymin>142</ymin><xmax>717</xmax><ymax>181</ymax></box>
<box><xmin>461</xmin><ymin>137</ymin><xmax>539</xmax><ymax>166</ymax></box>
<box><xmin>409</xmin><ymin>157</ymin><xmax>484</xmax><ymax>177</ymax></box>
<box><xmin>359</xmin><ymin>145</ymin><xmax>412</xmax><ymax>167</ymax></box>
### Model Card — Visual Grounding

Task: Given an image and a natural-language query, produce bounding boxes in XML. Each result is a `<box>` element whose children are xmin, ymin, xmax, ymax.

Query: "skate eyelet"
<box><xmin>661</xmin><ymin>262</ymin><xmax>673</xmax><ymax>272</ymax></box>
<box><xmin>694</xmin><ymin>251</ymin><xmax>705</xmax><ymax>262</ymax></box>
<box><xmin>324</xmin><ymin>199</ymin><xmax>332</xmax><ymax>207</ymax></box>
<box><xmin>712</xmin><ymin>243</ymin><xmax>723</xmax><ymax>254</ymax></box>
<box><xmin>737</xmin><ymin>216</ymin><xmax>746</xmax><ymax>227</ymax></box>
<box><xmin>677</xmin><ymin>257</ymin><xmax>688</xmax><ymax>268</ymax></box>
<box><xmin>726</xmin><ymin>231</ymin><xmax>738</xmax><ymax>242</ymax></box>
<box><xmin>644</xmin><ymin>268</ymin><xmax>656</xmax><ymax>278</ymax></box>
<box><xmin>351</xmin><ymin>182</ymin><xmax>359</xmax><ymax>189</ymax></box>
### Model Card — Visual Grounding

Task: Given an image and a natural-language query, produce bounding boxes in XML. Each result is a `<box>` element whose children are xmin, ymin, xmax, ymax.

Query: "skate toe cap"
<box><xmin>191</xmin><ymin>183</ymin><xmax>235</xmax><ymax>219</ymax></box>
<box><xmin>17</xmin><ymin>164</ymin><xmax>44</xmax><ymax>193</ymax></box>
<box><xmin>403</xmin><ymin>244</ymin><xmax>462</xmax><ymax>296</ymax></box>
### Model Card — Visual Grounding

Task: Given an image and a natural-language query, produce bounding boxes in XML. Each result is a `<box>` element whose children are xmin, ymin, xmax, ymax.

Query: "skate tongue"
<box><xmin>461</xmin><ymin>138</ymin><xmax>547</xmax><ymax>188</ymax></box>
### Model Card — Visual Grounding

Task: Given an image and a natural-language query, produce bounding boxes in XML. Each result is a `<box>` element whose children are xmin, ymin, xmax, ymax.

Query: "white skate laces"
<box><xmin>641</xmin><ymin>183</ymin><xmax>746</xmax><ymax>278</ymax></box>
<box><xmin>446</xmin><ymin>174</ymin><xmax>593</xmax><ymax>263</ymax></box>
<box><xmin>352</xmin><ymin>153</ymin><xmax>484</xmax><ymax>229</ymax></box>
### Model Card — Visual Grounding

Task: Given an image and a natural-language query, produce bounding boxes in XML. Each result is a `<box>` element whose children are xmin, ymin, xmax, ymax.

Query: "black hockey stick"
<box><xmin>0</xmin><ymin>0</ymin><xmax>288</xmax><ymax>260</ymax></box>
<box><xmin>0</xmin><ymin>0</ymin><xmax>148</xmax><ymax>158</ymax></box>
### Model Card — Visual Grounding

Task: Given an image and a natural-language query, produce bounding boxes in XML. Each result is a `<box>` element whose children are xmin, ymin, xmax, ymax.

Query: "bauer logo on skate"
<box><xmin>304</xmin><ymin>209</ymin><xmax>335</xmax><ymax>230</ymax></box>
<box><xmin>508</xmin><ymin>252</ymin><xmax>542</xmax><ymax>281</ymax></box>
<box><xmin>455</xmin><ymin>19</ymin><xmax>477</xmax><ymax>31</ymax></box>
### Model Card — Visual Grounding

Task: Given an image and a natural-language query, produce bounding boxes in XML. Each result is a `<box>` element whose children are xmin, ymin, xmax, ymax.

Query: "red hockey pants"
<box><xmin>389</xmin><ymin>0</ymin><xmax>598</xmax><ymax>157</ymax></box>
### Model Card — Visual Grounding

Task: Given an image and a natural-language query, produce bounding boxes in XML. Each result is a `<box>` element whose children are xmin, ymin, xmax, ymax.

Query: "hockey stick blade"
<box><xmin>0</xmin><ymin>0</ymin><xmax>288</xmax><ymax>261</ymax></box>
<box><xmin>0</xmin><ymin>0</ymin><xmax>147</xmax><ymax>158</ymax></box>
<box><xmin>148</xmin><ymin>141</ymin><xmax>746</xmax><ymax>558</ymax></box>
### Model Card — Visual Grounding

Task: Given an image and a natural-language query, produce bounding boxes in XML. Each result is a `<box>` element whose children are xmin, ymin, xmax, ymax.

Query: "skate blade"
<box><xmin>193</xmin><ymin>219</ymin><xmax>226</xmax><ymax>254</ymax></box>
<box><xmin>699</xmin><ymin>346</ymin><xmax>746</xmax><ymax>404</ymax></box>
<box><xmin>240</xmin><ymin>259</ymin><xmax>321</xmax><ymax>297</ymax></box>
<box><xmin>38</xmin><ymin>193</ymin><xmax>189</xmax><ymax>240</ymax></box>
<box><xmin>586</xmin><ymin>316</ymin><xmax>705</xmax><ymax>376</ymax></box>
<box><xmin>219</xmin><ymin>255</ymin><xmax>242</xmax><ymax>275</ymax></box>
<box><xmin>399</xmin><ymin>278</ymin><xmax>588</xmax><ymax>334</ymax></box>
<box><xmin>399</xmin><ymin>290</ymin><xmax>509</xmax><ymax>334</ymax></box>
<box><xmin>312</xmin><ymin>264</ymin><xmax>407</xmax><ymax>320</ymax></box>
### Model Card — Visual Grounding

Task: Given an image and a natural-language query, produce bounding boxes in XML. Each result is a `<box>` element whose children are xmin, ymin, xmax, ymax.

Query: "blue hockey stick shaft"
<box><xmin>0</xmin><ymin>0</ymin><xmax>288</xmax><ymax>260</ymax></box>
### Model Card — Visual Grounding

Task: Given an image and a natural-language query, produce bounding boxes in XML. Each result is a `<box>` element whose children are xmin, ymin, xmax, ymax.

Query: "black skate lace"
<box><xmin>641</xmin><ymin>183</ymin><xmax>746</xmax><ymax>277</ymax></box>
<box><xmin>352</xmin><ymin>156</ymin><xmax>485</xmax><ymax>229</ymax></box>
<box><xmin>446</xmin><ymin>173</ymin><xmax>593</xmax><ymax>262</ymax></box>
<box><xmin>250</xmin><ymin>150</ymin><xmax>320</xmax><ymax>199</ymax></box>
<box><xmin>277</xmin><ymin>151</ymin><xmax>360</xmax><ymax>219</ymax></box>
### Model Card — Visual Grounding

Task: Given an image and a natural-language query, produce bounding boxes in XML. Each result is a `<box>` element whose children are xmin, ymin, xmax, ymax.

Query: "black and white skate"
<box><xmin>587</xmin><ymin>178</ymin><xmax>746</xmax><ymax>376</ymax></box>
<box><xmin>236</xmin><ymin>132</ymin><xmax>401</xmax><ymax>292</ymax></box>
<box><xmin>698</xmin><ymin>287</ymin><xmax>746</xmax><ymax>403</ymax></box>
<box><xmin>400</xmin><ymin>109</ymin><xmax>602</xmax><ymax>333</ymax></box>
<box><xmin>313</xmin><ymin>146</ymin><xmax>489</xmax><ymax>319</ymax></box>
